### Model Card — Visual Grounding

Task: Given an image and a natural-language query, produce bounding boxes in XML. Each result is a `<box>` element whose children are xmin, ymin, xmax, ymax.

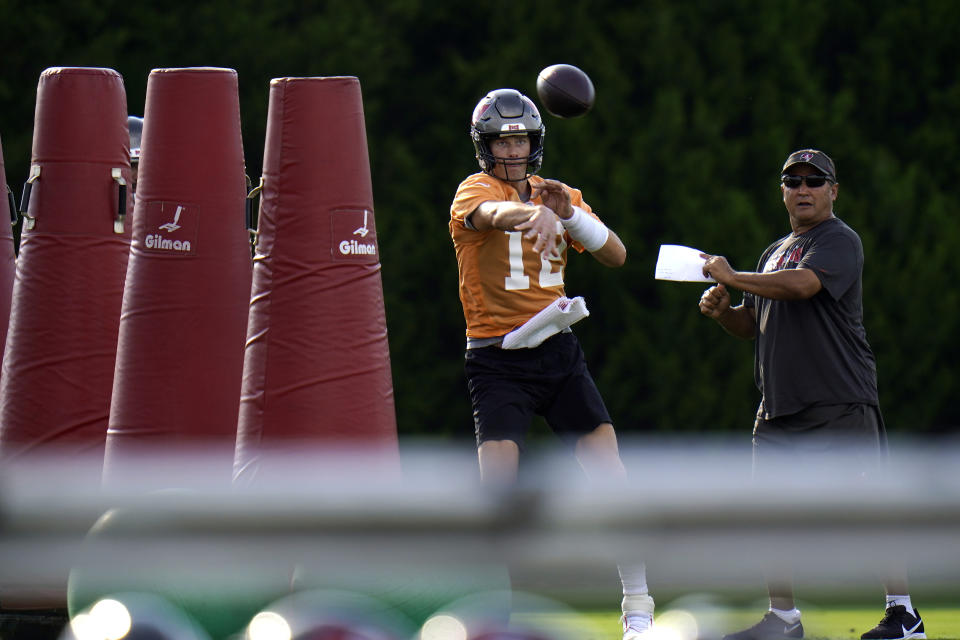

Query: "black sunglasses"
<box><xmin>781</xmin><ymin>174</ymin><xmax>832</xmax><ymax>189</ymax></box>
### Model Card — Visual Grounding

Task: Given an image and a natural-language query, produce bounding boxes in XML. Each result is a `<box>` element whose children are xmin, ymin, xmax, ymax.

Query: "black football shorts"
<box><xmin>464</xmin><ymin>332</ymin><xmax>612</xmax><ymax>448</ymax></box>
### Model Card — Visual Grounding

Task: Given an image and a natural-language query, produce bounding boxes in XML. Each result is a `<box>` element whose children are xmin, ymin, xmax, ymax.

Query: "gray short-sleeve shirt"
<box><xmin>743</xmin><ymin>217</ymin><xmax>879</xmax><ymax>418</ymax></box>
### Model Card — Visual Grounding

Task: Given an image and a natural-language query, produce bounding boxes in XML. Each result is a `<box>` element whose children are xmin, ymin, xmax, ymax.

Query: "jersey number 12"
<box><xmin>504</xmin><ymin>226</ymin><xmax>566</xmax><ymax>291</ymax></box>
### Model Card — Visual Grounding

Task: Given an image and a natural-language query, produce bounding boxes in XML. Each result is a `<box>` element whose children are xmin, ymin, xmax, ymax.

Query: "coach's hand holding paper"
<box><xmin>501</xmin><ymin>296</ymin><xmax>589</xmax><ymax>349</ymax></box>
<box><xmin>655</xmin><ymin>244</ymin><xmax>717</xmax><ymax>283</ymax></box>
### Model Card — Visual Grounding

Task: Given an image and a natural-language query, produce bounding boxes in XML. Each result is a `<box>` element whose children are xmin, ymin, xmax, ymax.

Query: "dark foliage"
<box><xmin>1</xmin><ymin>0</ymin><xmax>957</xmax><ymax>440</ymax></box>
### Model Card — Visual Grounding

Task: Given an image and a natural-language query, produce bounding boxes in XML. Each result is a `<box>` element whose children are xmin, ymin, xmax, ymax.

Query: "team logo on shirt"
<box><xmin>764</xmin><ymin>243</ymin><xmax>805</xmax><ymax>272</ymax></box>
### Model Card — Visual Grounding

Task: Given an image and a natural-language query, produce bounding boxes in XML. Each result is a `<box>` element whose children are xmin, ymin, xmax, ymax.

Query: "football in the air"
<box><xmin>536</xmin><ymin>64</ymin><xmax>595</xmax><ymax>118</ymax></box>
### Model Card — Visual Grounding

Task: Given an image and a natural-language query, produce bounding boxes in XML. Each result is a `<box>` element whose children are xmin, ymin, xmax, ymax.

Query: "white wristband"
<box><xmin>561</xmin><ymin>206</ymin><xmax>609</xmax><ymax>252</ymax></box>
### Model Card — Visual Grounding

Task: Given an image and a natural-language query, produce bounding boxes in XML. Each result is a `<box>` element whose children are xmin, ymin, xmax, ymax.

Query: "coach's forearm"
<box><xmin>714</xmin><ymin>305</ymin><xmax>756</xmax><ymax>339</ymax></box>
<box><xmin>724</xmin><ymin>268</ymin><xmax>821</xmax><ymax>300</ymax></box>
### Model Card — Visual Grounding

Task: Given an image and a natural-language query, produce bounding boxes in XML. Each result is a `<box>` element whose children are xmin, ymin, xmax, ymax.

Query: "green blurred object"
<box><xmin>67</xmin><ymin>505</ymin><xmax>512</xmax><ymax>638</ymax></box>
<box><xmin>66</xmin><ymin>507</ymin><xmax>284</xmax><ymax>640</ymax></box>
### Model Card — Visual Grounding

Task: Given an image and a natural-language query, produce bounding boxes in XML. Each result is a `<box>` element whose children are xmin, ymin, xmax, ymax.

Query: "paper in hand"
<box><xmin>654</xmin><ymin>244</ymin><xmax>717</xmax><ymax>283</ymax></box>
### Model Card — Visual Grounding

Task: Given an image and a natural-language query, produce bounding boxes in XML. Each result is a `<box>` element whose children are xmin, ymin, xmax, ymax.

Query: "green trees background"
<box><xmin>1</xmin><ymin>0</ymin><xmax>958</xmax><ymax>441</ymax></box>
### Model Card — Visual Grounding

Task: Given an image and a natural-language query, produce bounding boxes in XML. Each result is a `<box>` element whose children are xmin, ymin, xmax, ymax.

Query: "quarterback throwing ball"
<box><xmin>447</xmin><ymin>88</ymin><xmax>655</xmax><ymax>640</ymax></box>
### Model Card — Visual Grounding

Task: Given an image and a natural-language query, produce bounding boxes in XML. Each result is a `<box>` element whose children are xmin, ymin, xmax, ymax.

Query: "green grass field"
<box><xmin>517</xmin><ymin>606</ymin><xmax>960</xmax><ymax>640</ymax></box>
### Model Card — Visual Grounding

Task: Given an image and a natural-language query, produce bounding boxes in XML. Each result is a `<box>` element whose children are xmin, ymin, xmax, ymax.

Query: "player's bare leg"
<box><xmin>575</xmin><ymin>424</ymin><xmax>654</xmax><ymax>639</ymax></box>
<box><xmin>477</xmin><ymin>439</ymin><xmax>520</xmax><ymax>487</ymax></box>
<box><xmin>574</xmin><ymin>423</ymin><xmax>626</xmax><ymax>480</ymax></box>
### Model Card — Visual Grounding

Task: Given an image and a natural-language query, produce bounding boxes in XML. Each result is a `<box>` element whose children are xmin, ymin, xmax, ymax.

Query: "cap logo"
<box><xmin>503</xmin><ymin>123</ymin><xmax>522</xmax><ymax>131</ymax></box>
<box><xmin>800</xmin><ymin>152</ymin><xmax>814</xmax><ymax>162</ymax></box>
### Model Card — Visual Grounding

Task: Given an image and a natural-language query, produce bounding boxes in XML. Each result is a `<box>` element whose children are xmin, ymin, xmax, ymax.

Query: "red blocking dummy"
<box><xmin>0</xmin><ymin>67</ymin><xmax>132</xmax><ymax>462</ymax></box>
<box><xmin>103</xmin><ymin>68</ymin><xmax>251</xmax><ymax>487</ymax></box>
<box><xmin>0</xmin><ymin>133</ymin><xmax>17</xmax><ymax>371</ymax></box>
<box><xmin>234</xmin><ymin>77</ymin><xmax>399</xmax><ymax>482</ymax></box>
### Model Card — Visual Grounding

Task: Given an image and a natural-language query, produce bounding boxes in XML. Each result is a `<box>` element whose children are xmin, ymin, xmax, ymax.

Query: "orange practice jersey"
<box><xmin>450</xmin><ymin>172</ymin><xmax>601</xmax><ymax>338</ymax></box>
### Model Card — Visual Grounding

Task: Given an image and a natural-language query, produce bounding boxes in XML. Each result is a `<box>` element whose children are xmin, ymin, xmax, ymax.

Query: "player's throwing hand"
<box><xmin>514</xmin><ymin>204</ymin><xmax>561</xmax><ymax>259</ymax></box>
<box><xmin>532</xmin><ymin>179</ymin><xmax>573</xmax><ymax>220</ymax></box>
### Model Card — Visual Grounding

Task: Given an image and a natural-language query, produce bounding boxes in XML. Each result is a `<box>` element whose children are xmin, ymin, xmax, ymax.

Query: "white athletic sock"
<box><xmin>619</xmin><ymin>562</ymin><xmax>648</xmax><ymax>596</ymax></box>
<box><xmin>886</xmin><ymin>595</ymin><xmax>913</xmax><ymax>611</ymax></box>
<box><xmin>618</xmin><ymin>563</ymin><xmax>654</xmax><ymax>616</ymax></box>
<box><xmin>770</xmin><ymin>607</ymin><xmax>801</xmax><ymax>624</ymax></box>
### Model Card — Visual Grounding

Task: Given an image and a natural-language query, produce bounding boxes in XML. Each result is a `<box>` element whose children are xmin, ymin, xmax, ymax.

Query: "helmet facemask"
<box><xmin>470</xmin><ymin>89</ymin><xmax>545</xmax><ymax>178</ymax></box>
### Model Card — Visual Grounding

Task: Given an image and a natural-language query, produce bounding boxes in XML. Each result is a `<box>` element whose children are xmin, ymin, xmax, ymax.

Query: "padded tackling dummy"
<box><xmin>233</xmin><ymin>77</ymin><xmax>399</xmax><ymax>482</ymax></box>
<box><xmin>63</xmin><ymin>592</ymin><xmax>212</xmax><ymax>640</ymax></box>
<box><xmin>0</xmin><ymin>67</ymin><xmax>132</xmax><ymax>462</ymax></box>
<box><xmin>103</xmin><ymin>68</ymin><xmax>251</xmax><ymax>487</ymax></box>
<box><xmin>67</xmin><ymin>502</ymin><xmax>275</xmax><ymax>640</ymax></box>
<box><xmin>247</xmin><ymin>589</ymin><xmax>418</xmax><ymax>640</ymax></box>
<box><xmin>0</xmin><ymin>133</ymin><xmax>16</xmax><ymax>370</ymax></box>
<box><xmin>422</xmin><ymin>590</ymin><xmax>585</xmax><ymax>640</ymax></box>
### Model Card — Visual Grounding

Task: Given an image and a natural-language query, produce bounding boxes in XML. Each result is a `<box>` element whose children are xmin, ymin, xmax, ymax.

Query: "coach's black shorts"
<box><xmin>752</xmin><ymin>402</ymin><xmax>888</xmax><ymax>481</ymax></box>
<box><xmin>464</xmin><ymin>332</ymin><xmax>611</xmax><ymax>448</ymax></box>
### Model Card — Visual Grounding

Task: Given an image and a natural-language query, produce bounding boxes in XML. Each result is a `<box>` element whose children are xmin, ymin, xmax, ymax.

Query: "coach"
<box><xmin>697</xmin><ymin>149</ymin><xmax>924</xmax><ymax>640</ymax></box>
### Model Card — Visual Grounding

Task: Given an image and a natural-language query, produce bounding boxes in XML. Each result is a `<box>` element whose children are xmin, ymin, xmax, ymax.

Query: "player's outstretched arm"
<box><xmin>531</xmin><ymin>180</ymin><xmax>624</xmax><ymax>266</ymax></box>
<box><xmin>470</xmin><ymin>200</ymin><xmax>560</xmax><ymax>258</ymax></box>
<box><xmin>590</xmin><ymin>227</ymin><xmax>626</xmax><ymax>267</ymax></box>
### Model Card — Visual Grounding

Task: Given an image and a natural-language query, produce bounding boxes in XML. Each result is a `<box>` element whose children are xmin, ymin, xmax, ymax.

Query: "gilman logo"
<box><xmin>339</xmin><ymin>239</ymin><xmax>377</xmax><ymax>255</ymax></box>
<box><xmin>145</xmin><ymin>234</ymin><xmax>191</xmax><ymax>252</ymax></box>
<box><xmin>140</xmin><ymin>201</ymin><xmax>198</xmax><ymax>255</ymax></box>
<box><xmin>331</xmin><ymin>208</ymin><xmax>378</xmax><ymax>263</ymax></box>
<box><xmin>159</xmin><ymin>205</ymin><xmax>184</xmax><ymax>232</ymax></box>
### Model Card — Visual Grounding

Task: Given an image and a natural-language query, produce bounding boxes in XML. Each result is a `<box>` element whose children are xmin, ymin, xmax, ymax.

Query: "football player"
<box><xmin>449</xmin><ymin>88</ymin><xmax>654</xmax><ymax>640</ymax></box>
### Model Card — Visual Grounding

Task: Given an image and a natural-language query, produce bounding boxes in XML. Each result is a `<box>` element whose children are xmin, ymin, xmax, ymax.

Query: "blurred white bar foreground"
<box><xmin>1</xmin><ymin>438</ymin><xmax>959</xmax><ymax>599</ymax></box>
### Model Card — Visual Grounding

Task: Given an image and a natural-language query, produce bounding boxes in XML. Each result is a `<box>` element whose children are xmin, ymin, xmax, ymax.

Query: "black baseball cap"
<box><xmin>782</xmin><ymin>149</ymin><xmax>836</xmax><ymax>182</ymax></box>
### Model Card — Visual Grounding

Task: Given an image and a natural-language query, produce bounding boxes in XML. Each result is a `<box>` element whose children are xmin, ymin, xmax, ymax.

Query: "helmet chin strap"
<box><xmin>493</xmin><ymin>157</ymin><xmax>531</xmax><ymax>168</ymax></box>
<box><xmin>492</xmin><ymin>157</ymin><xmax>535</xmax><ymax>182</ymax></box>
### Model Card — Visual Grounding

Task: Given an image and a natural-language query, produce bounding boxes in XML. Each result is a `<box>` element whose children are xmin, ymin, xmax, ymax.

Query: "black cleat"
<box><xmin>861</xmin><ymin>606</ymin><xmax>925</xmax><ymax>640</ymax></box>
<box><xmin>723</xmin><ymin>612</ymin><xmax>803</xmax><ymax>640</ymax></box>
